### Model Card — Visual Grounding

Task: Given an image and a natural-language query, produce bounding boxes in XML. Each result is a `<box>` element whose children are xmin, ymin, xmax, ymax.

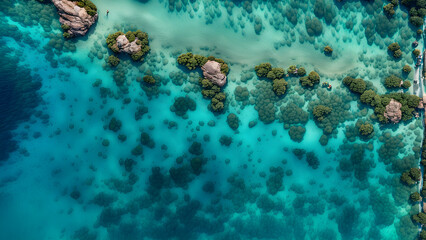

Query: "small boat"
<box><xmin>327</xmin><ymin>84</ymin><xmax>332</xmax><ymax>90</ymax></box>
<box><xmin>322</xmin><ymin>82</ymin><xmax>329</xmax><ymax>87</ymax></box>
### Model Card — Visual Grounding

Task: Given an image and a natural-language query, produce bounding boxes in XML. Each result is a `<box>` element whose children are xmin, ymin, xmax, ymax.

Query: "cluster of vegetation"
<box><xmin>343</xmin><ymin>76</ymin><xmax>366</xmax><ymax>94</ymax></box>
<box><xmin>403</xmin><ymin>65</ymin><xmax>412</xmax><ymax>73</ymax></box>
<box><xmin>387</xmin><ymin>42</ymin><xmax>402</xmax><ymax>58</ymax></box>
<box><xmin>60</xmin><ymin>24</ymin><xmax>71</xmax><ymax>38</ymax></box>
<box><xmin>413</xmin><ymin>49</ymin><xmax>421</xmax><ymax>57</ymax></box>
<box><xmin>358</xmin><ymin>122</ymin><xmax>374</xmax><ymax>137</ymax></box>
<box><xmin>106</xmin><ymin>30</ymin><xmax>150</xmax><ymax>64</ymax></box>
<box><xmin>410</xmin><ymin>192</ymin><xmax>421</xmax><ymax>202</ymax></box>
<box><xmin>176</xmin><ymin>53</ymin><xmax>229</xmax><ymax>113</ymax></box>
<box><xmin>421</xmin><ymin>128</ymin><xmax>426</xmax><ymax>168</ymax></box>
<box><xmin>383</xmin><ymin>1</ymin><xmax>397</xmax><ymax>17</ymax></box>
<box><xmin>279</xmin><ymin>102</ymin><xmax>309</xmax><ymax>129</ymax></box>
<box><xmin>413</xmin><ymin>212</ymin><xmax>426</xmax><ymax>225</ymax></box>
<box><xmin>384</xmin><ymin>75</ymin><xmax>411</xmax><ymax>89</ymax></box>
<box><xmin>343</xmin><ymin>76</ymin><xmax>420</xmax><ymax>123</ymax></box>
<box><xmin>400</xmin><ymin>168</ymin><xmax>421</xmax><ymax>185</ymax></box>
<box><xmin>177</xmin><ymin>53</ymin><xmax>229</xmax><ymax>74</ymax></box>
<box><xmin>421</xmin><ymin>228</ymin><xmax>426</xmax><ymax>240</ymax></box>
<box><xmin>142</xmin><ymin>75</ymin><xmax>156</xmax><ymax>85</ymax></box>
<box><xmin>71</xmin><ymin>0</ymin><xmax>97</xmax><ymax>16</ymax></box>
<box><xmin>300</xmin><ymin>71</ymin><xmax>320</xmax><ymax>87</ymax></box>
<box><xmin>199</xmin><ymin>78</ymin><xmax>226</xmax><ymax>112</ymax></box>
<box><xmin>107</xmin><ymin>55</ymin><xmax>120</xmax><ymax>67</ymax></box>
<box><xmin>254</xmin><ymin>63</ymin><xmax>289</xmax><ymax>96</ymax></box>
<box><xmin>313</xmin><ymin>105</ymin><xmax>331</xmax><ymax>121</ymax></box>
<box><xmin>344</xmin><ymin>119</ymin><xmax>375</xmax><ymax>141</ymax></box>
<box><xmin>288</xmin><ymin>65</ymin><xmax>306</xmax><ymax>76</ymax></box>
<box><xmin>401</xmin><ymin>0</ymin><xmax>426</xmax><ymax>27</ymax></box>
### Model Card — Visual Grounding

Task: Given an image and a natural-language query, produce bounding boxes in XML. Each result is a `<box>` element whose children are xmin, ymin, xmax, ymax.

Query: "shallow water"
<box><xmin>0</xmin><ymin>0</ymin><xmax>424</xmax><ymax>239</ymax></box>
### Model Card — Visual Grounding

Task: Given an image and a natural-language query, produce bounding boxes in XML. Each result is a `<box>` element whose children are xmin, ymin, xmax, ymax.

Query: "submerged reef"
<box><xmin>0</xmin><ymin>43</ymin><xmax>41</xmax><ymax>161</ymax></box>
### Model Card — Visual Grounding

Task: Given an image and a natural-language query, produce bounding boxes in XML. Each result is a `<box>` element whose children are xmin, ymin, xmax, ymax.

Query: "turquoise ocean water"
<box><xmin>0</xmin><ymin>0</ymin><xmax>425</xmax><ymax>239</ymax></box>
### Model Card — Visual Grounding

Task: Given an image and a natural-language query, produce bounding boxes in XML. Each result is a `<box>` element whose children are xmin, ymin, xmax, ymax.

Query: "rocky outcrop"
<box><xmin>52</xmin><ymin>0</ymin><xmax>98</xmax><ymax>37</ymax></box>
<box><xmin>201</xmin><ymin>60</ymin><xmax>227</xmax><ymax>87</ymax></box>
<box><xmin>384</xmin><ymin>99</ymin><xmax>402</xmax><ymax>123</ymax></box>
<box><xmin>115</xmin><ymin>35</ymin><xmax>141</xmax><ymax>55</ymax></box>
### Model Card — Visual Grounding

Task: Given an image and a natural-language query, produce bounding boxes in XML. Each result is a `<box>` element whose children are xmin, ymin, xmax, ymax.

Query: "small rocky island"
<box><xmin>106</xmin><ymin>30</ymin><xmax>150</xmax><ymax>65</ymax></box>
<box><xmin>52</xmin><ymin>0</ymin><xmax>98</xmax><ymax>38</ymax></box>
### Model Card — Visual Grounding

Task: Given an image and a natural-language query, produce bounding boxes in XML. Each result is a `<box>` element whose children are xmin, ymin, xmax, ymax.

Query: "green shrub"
<box><xmin>401</xmin><ymin>168</ymin><xmax>421</xmax><ymax>185</ymax></box>
<box><xmin>360</xmin><ymin>90</ymin><xmax>377</xmax><ymax>105</ymax></box>
<box><xmin>288</xmin><ymin>65</ymin><xmax>297</xmax><ymax>75</ymax></box>
<box><xmin>413</xmin><ymin>49</ymin><xmax>421</xmax><ymax>57</ymax></box>
<box><xmin>413</xmin><ymin>212</ymin><xmax>426</xmax><ymax>225</ymax></box>
<box><xmin>106</xmin><ymin>31</ymin><xmax>124</xmax><ymax>53</ymax></box>
<box><xmin>410</xmin><ymin>192</ymin><xmax>421</xmax><ymax>202</ymax></box>
<box><xmin>108</xmin><ymin>55</ymin><xmax>120</xmax><ymax>67</ymax></box>
<box><xmin>61</xmin><ymin>24</ymin><xmax>70</xmax><ymax>31</ymax></box>
<box><xmin>402</xmin><ymin>80</ymin><xmax>411</xmax><ymax>89</ymax></box>
<box><xmin>266</xmin><ymin>68</ymin><xmax>285</xmax><ymax>80</ymax></box>
<box><xmin>143</xmin><ymin>75</ymin><xmax>156</xmax><ymax>85</ymax></box>
<box><xmin>299</xmin><ymin>71</ymin><xmax>320</xmax><ymax>87</ymax></box>
<box><xmin>393</xmin><ymin>49</ymin><xmax>402</xmax><ymax>58</ymax></box>
<box><xmin>383</xmin><ymin>3</ymin><xmax>395</xmax><ymax>16</ymax></box>
<box><xmin>297</xmin><ymin>67</ymin><xmax>306</xmax><ymax>76</ymax></box>
<box><xmin>313</xmin><ymin>105</ymin><xmax>331</xmax><ymax>121</ymax></box>
<box><xmin>63</xmin><ymin>32</ymin><xmax>71</xmax><ymax>38</ymax></box>
<box><xmin>384</xmin><ymin>75</ymin><xmax>402</xmax><ymax>88</ymax></box>
<box><xmin>388</xmin><ymin>42</ymin><xmax>400</xmax><ymax>52</ymax></box>
<box><xmin>359</xmin><ymin>123</ymin><xmax>373</xmax><ymax>136</ymax></box>
<box><xmin>255</xmin><ymin>63</ymin><xmax>272</xmax><ymax>78</ymax></box>
<box><xmin>71</xmin><ymin>0</ymin><xmax>97</xmax><ymax>16</ymax></box>
<box><xmin>272</xmin><ymin>78</ymin><xmax>288</xmax><ymax>96</ymax></box>
<box><xmin>125</xmin><ymin>31</ymin><xmax>136</xmax><ymax>42</ymax></box>
<box><xmin>343</xmin><ymin>76</ymin><xmax>366</xmax><ymax>94</ymax></box>
<box><xmin>410</xmin><ymin>16</ymin><xmax>423</xmax><ymax>26</ymax></box>
<box><xmin>403</xmin><ymin>65</ymin><xmax>412</xmax><ymax>73</ymax></box>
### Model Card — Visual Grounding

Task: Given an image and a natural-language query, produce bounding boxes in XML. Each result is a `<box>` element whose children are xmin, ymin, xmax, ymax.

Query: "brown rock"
<box><xmin>384</xmin><ymin>99</ymin><xmax>402</xmax><ymax>123</ymax></box>
<box><xmin>52</xmin><ymin>0</ymin><xmax>98</xmax><ymax>37</ymax></box>
<box><xmin>115</xmin><ymin>35</ymin><xmax>141</xmax><ymax>55</ymax></box>
<box><xmin>201</xmin><ymin>60</ymin><xmax>227</xmax><ymax>87</ymax></box>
